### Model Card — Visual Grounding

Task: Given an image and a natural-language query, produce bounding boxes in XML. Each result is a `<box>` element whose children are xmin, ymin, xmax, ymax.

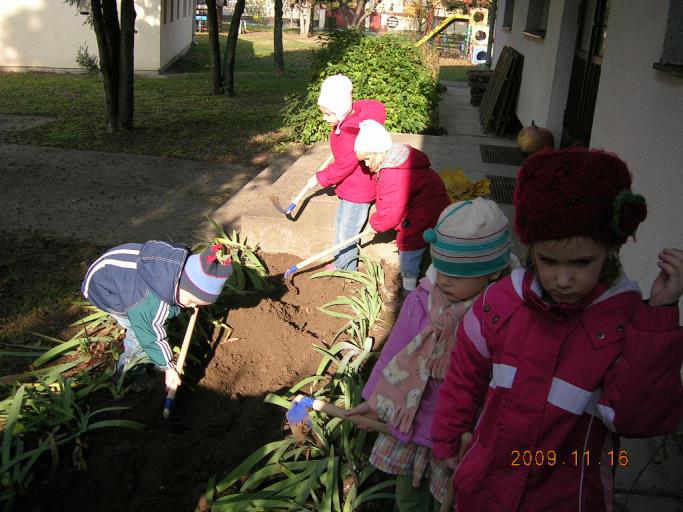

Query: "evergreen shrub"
<box><xmin>283</xmin><ymin>31</ymin><xmax>440</xmax><ymax>144</ymax></box>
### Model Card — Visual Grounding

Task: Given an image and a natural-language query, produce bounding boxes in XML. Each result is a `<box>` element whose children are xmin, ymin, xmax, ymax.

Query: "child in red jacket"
<box><xmin>354</xmin><ymin>119</ymin><xmax>450</xmax><ymax>297</ymax></box>
<box><xmin>431</xmin><ymin>147</ymin><xmax>683</xmax><ymax>512</ymax></box>
<box><xmin>306</xmin><ymin>74</ymin><xmax>386</xmax><ymax>272</ymax></box>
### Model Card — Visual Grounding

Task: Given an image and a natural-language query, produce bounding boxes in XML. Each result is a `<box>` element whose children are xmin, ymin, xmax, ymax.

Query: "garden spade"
<box><xmin>162</xmin><ymin>306</ymin><xmax>199</xmax><ymax>419</ymax></box>
<box><xmin>283</xmin><ymin>230</ymin><xmax>372</xmax><ymax>280</ymax></box>
<box><xmin>270</xmin><ymin>153</ymin><xmax>334</xmax><ymax>218</ymax></box>
<box><xmin>286</xmin><ymin>394</ymin><xmax>391</xmax><ymax>442</ymax></box>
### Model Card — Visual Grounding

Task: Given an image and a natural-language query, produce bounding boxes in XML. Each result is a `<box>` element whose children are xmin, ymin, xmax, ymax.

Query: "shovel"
<box><xmin>283</xmin><ymin>230</ymin><xmax>372</xmax><ymax>280</ymax></box>
<box><xmin>270</xmin><ymin>153</ymin><xmax>334</xmax><ymax>217</ymax></box>
<box><xmin>162</xmin><ymin>306</ymin><xmax>199</xmax><ymax>419</ymax></box>
<box><xmin>286</xmin><ymin>394</ymin><xmax>391</xmax><ymax>441</ymax></box>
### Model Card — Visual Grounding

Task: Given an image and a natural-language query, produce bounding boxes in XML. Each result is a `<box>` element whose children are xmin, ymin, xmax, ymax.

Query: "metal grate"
<box><xmin>486</xmin><ymin>175</ymin><xmax>516</xmax><ymax>205</ymax></box>
<box><xmin>480</xmin><ymin>144</ymin><xmax>526</xmax><ymax>166</ymax></box>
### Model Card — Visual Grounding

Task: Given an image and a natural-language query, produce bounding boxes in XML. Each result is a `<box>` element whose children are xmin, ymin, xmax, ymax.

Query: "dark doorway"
<box><xmin>561</xmin><ymin>0</ymin><xmax>610</xmax><ymax>147</ymax></box>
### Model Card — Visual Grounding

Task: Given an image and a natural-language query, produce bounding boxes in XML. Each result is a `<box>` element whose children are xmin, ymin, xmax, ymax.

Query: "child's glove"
<box><xmin>165</xmin><ymin>367</ymin><xmax>181</xmax><ymax>390</ymax></box>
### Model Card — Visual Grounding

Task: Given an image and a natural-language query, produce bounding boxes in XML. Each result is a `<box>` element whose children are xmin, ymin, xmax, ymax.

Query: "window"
<box><xmin>163</xmin><ymin>0</ymin><xmax>167</xmax><ymax>24</ymax></box>
<box><xmin>654</xmin><ymin>1</ymin><xmax>683</xmax><ymax>76</ymax></box>
<box><xmin>524</xmin><ymin>0</ymin><xmax>549</xmax><ymax>38</ymax></box>
<box><xmin>177</xmin><ymin>0</ymin><xmax>180</xmax><ymax>21</ymax></box>
<box><xmin>170</xmin><ymin>0</ymin><xmax>174</xmax><ymax>21</ymax></box>
<box><xmin>183</xmin><ymin>0</ymin><xmax>187</xmax><ymax>17</ymax></box>
<box><xmin>502</xmin><ymin>0</ymin><xmax>515</xmax><ymax>29</ymax></box>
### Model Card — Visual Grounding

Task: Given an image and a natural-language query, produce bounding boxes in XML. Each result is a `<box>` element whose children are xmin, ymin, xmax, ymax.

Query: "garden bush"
<box><xmin>283</xmin><ymin>31</ymin><xmax>440</xmax><ymax>144</ymax></box>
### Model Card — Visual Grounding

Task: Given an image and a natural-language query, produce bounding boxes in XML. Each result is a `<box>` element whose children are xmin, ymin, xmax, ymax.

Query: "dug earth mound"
<box><xmin>14</xmin><ymin>252</ymin><xmax>396</xmax><ymax>512</ymax></box>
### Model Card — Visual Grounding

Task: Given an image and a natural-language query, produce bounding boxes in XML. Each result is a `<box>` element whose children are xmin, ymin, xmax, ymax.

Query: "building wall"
<box><xmin>0</xmin><ymin>0</ymin><xmax>181</xmax><ymax>73</ymax></box>
<box><xmin>160</xmin><ymin>0</ymin><xmax>193</xmax><ymax>70</ymax></box>
<box><xmin>492</xmin><ymin>0</ymin><xmax>580</xmax><ymax>139</ymax></box>
<box><xmin>591</xmin><ymin>0</ymin><xmax>683</xmax><ymax>302</ymax></box>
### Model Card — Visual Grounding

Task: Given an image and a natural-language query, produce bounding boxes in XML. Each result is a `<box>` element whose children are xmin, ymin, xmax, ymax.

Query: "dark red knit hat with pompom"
<box><xmin>514</xmin><ymin>147</ymin><xmax>647</xmax><ymax>246</ymax></box>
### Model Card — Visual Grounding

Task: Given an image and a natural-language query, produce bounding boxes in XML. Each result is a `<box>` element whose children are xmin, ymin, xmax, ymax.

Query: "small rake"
<box><xmin>162</xmin><ymin>306</ymin><xmax>199</xmax><ymax>419</ymax></box>
<box><xmin>283</xmin><ymin>230</ymin><xmax>371</xmax><ymax>280</ymax></box>
<box><xmin>270</xmin><ymin>154</ymin><xmax>334</xmax><ymax>218</ymax></box>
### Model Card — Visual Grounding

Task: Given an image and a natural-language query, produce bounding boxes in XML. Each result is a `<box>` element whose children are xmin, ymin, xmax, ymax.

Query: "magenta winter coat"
<box><xmin>315</xmin><ymin>99</ymin><xmax>386</xmax><ymax>203</ymax></box>
<box><xmin>432</xmin><ymin>268</ymin><xmax>683</xmax><ymax>512</ymax></box>
<box><xmin>369</xmin><ymin>144</ymin><xmax>450</xmax><ymax>251</ymax></box>
<box><xmin>363</xmin><ymin>280</ymin><xmax>443</xmax><ymax>447</ymax></box>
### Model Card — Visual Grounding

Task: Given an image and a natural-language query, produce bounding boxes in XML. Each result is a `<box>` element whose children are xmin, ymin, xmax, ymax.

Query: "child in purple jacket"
<box><xmin>347</xmin><ymin>198</ymin><xmax>516</xmax><ymax>511</ymax></box>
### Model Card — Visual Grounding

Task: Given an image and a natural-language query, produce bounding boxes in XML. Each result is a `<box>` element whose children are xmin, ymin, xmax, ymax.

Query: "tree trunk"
<box><xmin>274</xmin><ymin>0</ymin><xmax>285</xmax><ymax>76</ymax></box>
<box><xmin>207</xmin><ymin>0</ymin><xmax>224</xmax><ymax>93</ymax></box>
<box><xmin>91</xmin><ymin>0</ymin><xmax>119</xmax><ymax>132</ymax></box>
<box><xmin>117</xmin><ymin>0</ymin><xmax>136</xmax><ymax>130</ymax></box>
<box><xmin>222</xmin><ymin>0</ymin><xmax>246</xmax><ymax>96</ymax></box>
<box><xmin>352</xmin><ymin>0</ymin><xmax>366</xmax><ymax>27</ymax></box>
<box><xmin>308</xmin><ymin>2</ymin><xmax>316</xmax><ymax>35</ymax></box>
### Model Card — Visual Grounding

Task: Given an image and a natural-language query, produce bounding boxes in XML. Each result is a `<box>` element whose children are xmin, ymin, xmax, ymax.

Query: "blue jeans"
<box><xmin>111</xmin><ymin>313</ymin><xmax>151</xmax><ymax>372</ymax></box>
<box><xmin>333</xmin><ymin>199</ymin><xmax>371</xmax><ymax>271</ymax></box>
<box><xmin>399</xmin><ymin>247</ymin><xmax>426</xmax><ymax>278</ymax></box>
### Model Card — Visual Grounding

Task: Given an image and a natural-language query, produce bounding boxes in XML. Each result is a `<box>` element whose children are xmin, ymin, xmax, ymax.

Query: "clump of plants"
<box><xmin>203</xmin><ymin>253</ymin><xmax>396</xmax><ymax>510</ymax></box>
<box><xmin>283</xmin><ymin>31</ymin><xmax>441</xmax><ymax>144</ymax></box>
<box><xmin>76</xmin><ymin>43</ymin><xmax>100</xmax><ymax>75</ymax></box>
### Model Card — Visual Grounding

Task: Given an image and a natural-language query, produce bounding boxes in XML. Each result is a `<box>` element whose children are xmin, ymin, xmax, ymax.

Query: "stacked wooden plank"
<box><xmin>479</xmin><ymin>46</ymin><xmax>524</xmax><ymax>136</ymax></box>
<box><xmin>467</xmin><ymin>69</ymin><xmax>492</xmax><ymax>106</ymax></box>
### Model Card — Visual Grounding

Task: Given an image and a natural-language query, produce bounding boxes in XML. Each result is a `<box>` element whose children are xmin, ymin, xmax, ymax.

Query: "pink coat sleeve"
<box><xmin>316</xmin><ymin>129</ymin><xmax>362</xmax><ymax>187</ymax></box>
<box><xmin>598</xmin><ymin>303</ymin><xmax>683</xmax><ymax>437</ymax></box>
<box><xmin>369</xmin><ymin>168</ymin><xmax>409</xmax><ymax>233</ymax></box>
<box><xmin>431</xmin><ymin>297</ymin><xmax>492</xmax><ymax>459</ymax></box>
<box><xmin>362</xmin><ymin>290</ymin><xmax>428</xmax><ymax>399</ymax></box>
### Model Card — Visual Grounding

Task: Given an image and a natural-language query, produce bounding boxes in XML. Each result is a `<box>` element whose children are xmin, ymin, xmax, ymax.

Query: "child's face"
<box><xmin>177</xmin><ymin>288</ymin><xmax>211</xmax><ymax>308</ymax></box>
<box><xmin>436</xmin><ymin>271</ymin><xmax>489</xmax><ymax>302</ymax></box>
<box><xmin>531</xmin><ymin>236</ymin><xmax>609</xmax><ymax>304</ymax></box>
<box><xmin>320</xmin><ymin>106</ymin><xmax>339</xmax><ymax>126</ymax></box>
<box><xmin>355</xmin><ymin>151</ymin><xmax>383</xmax><ymax>173</ymax></box>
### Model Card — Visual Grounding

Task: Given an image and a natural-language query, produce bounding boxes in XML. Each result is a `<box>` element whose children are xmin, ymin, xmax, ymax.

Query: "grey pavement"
<box><xmin>203</xmin><ymin>79</ymin><xmax>683</xmax><ymax>511</ymax></box>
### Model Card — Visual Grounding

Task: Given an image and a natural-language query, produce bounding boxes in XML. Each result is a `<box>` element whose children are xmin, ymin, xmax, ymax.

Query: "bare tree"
<box><xmin>222</xmin><ymin>0</ymin><xmax>246</xmax><ymax>96</ymax></box>
<box><xmin>274</xmin><ymin>0</ymin><xmax>285</xmax><ymax>76</ymax></box>
<box><xmin>352</xmin><ymin>0</ymin><xmax>383</xmax><ymax>28</ymax></box>
<box><xmin>66</xmin><ymin>0</ymin><xmax>136</xmax><ymax>132</ymax></box>
<box><xmin>206</xmin><ymin>0</ymin><xmax>224</xmax><ymax>93</ymax></box>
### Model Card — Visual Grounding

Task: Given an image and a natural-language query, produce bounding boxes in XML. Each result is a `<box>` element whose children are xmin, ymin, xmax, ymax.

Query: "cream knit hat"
<box><xmin>354</xmin><ymin>119</ymin><xmax>393</xmax><ymax>153</ymax></box>
<box><xmin>317</xmin><ymin>74</ymin><xmax>353</xmax><ymax>120</ymax></box>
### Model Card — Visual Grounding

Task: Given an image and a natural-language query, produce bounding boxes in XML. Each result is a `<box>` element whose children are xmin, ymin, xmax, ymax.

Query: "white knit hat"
<box><xmin>423</xmin><ymin>197</ymin><xmax>512</xmax><ymax>277</ymax></box>
<box><xmin>354</xmin><ymin>119</ymin><xmax>393</xmax><ymax>153</ymax></box>
<box><xmin>317</xmin><ymin>74</ymin><xmax>353</xmax><ymax>120</ymax></box>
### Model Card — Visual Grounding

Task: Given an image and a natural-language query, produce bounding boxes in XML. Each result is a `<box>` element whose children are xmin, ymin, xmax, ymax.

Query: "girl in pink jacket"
<box><xmin>308</xmin><ymin>74</ymin><xmax>386</xmax><ymax>272</ymax></box>
<box><xmin>347</xmin><ymin>198</ymin><xmax>514</xmax><ymax>511</ymax></box>
<box><xmin>432</xmin><ymin>147</ymin><xmax>683</xmax><ymax>512</ymax></box>
<box><xmin>354</xmin><ymin>119</ymin><xmax>450</xmax><ymax>296</ymax></box>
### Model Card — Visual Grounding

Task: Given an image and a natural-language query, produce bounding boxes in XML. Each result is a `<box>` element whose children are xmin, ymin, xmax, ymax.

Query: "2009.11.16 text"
<box><xmin>510</xmin><ymin>449</ymin><xmax>629</xmax><ymax>467</ymax></box>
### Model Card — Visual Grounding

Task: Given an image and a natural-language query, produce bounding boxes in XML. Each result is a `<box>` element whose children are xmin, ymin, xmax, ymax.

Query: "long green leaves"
<box><xmin>206</xmin><ymin>251</ymin><xmax>394</xmax><ymax>511</ymax></box>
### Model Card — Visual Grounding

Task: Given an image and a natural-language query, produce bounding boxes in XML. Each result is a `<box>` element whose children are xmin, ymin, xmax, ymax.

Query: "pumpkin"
<box><xmin>516</xmin><ymin>121</ymin><xmax>555</xmax><ymax>155</ymax></box>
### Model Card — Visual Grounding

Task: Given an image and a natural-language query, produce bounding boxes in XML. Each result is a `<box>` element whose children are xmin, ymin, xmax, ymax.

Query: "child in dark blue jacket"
<box><xmin>82</xmin><ymin>240</ymin><xmax>233</xmax><ymax>389</ymax></box>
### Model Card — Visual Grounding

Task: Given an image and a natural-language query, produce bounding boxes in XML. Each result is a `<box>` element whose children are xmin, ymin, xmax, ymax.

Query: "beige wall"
<box><xmin>591</xmin><ymin>0</ymin><xmax>683</xmax><ymax>305</ymax></box>
<box><xmin>160</xmin><ymin>0</ymin><xmax>193</xmax><ymax>70</ymax></box>
<box><xmin>0</xmin><ymin>0</ymin><xmax>190</xmax><ymax>73</ymax></box>
<box><xmin>492</xmin><ymin>0</ymin><xmax>580</xmax><ymax>140</ymax></box>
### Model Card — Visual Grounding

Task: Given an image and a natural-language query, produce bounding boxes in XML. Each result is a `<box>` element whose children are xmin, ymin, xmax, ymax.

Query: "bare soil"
<box><xmin>0</xmin><ymin>119</ymin><xmax>397</xmax><ymax>511</ymax></box>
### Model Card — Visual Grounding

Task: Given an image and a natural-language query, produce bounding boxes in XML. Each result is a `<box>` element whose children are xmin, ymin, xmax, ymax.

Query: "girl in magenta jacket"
<box><xmin>347</xmin><ymin>198</ymin><xmax>515</xmax><ymax>510</ymax></box>
<box><xmin>354</xmin><ymin>119</ymin><xmax>450</xmax><ymax>293</ymax></box>
<box><xmin>432</xmin><ymin>147</ymin><xmax>683</xmax><ymax>512</ymax></box>
<box><xmin>308</xmin><ymin>74</ymin><xmax>386</xmax><ymax>272</ymax></box>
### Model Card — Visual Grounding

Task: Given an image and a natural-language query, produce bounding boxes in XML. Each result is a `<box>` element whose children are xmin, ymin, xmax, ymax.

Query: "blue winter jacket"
<box><xmin>82</xmin><ymin>240</ymin><xmax>190</xmax><ymax>369</ymax></box>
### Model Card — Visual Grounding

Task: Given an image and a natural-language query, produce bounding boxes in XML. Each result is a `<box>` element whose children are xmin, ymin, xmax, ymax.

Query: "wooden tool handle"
<box><xmin>287</xmin><ymin>154</ymin><xmax>334</xmax><ymax>210</ymax></box>
<box><xmin>162</xmin><ymin>307</ymin><xmax>199</xmax><ymax>419</ymax></box>
<box><xmin>310</xmin><ymin>398</ymin><xmax>392</xmax><ymax>435</ymax></box>
<box><xmin>294</xmin><ymin>230</ymin><xmax>370</xmax><ymax>271</ymax></box>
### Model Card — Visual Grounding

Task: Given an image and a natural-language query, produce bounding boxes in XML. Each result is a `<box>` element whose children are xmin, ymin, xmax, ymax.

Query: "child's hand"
<box><xmin>165</xmin><ymin>367</ymin><xmax>181</xmax><ymax>390</ymax></box>
<box><xmin>345</xmin><ymin>401</ymin><xmax>378</xmax><ymax>431</ymax></box>
<box><xmin>648</xmin><ymin>248</ymin><xmax>683</xmax><ymax>306</ymax></box>
<box><xmin>307</xmin><ymin>174</ymin><xmax>319</xmax><ymax>190</ymax></box>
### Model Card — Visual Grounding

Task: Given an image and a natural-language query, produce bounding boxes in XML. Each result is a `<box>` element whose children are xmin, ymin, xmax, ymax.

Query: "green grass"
<box><xmin>438</xmin><ymin>63</ymin><xmax>486</xmax><ymax>82</ymax></box>
<box><xmin>0</xmin><ymin>32</ymin><xmax>319</xmax><ymax>166</ymax></box>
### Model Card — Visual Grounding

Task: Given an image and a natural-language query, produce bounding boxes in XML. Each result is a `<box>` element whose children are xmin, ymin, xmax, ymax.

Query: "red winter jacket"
<box><xmin>315</xmin><ymin>99</ymin><xmax>386</xmax><ymax>203</ymax></box>
<box><xmin>432</xmin><ymin>269</ymin><xmax>683</xmax><ymax>512</ymax></box>
<box><xmin>369</xmin><ymin>144</ymin><xmax>450</xmax><ymax>251</ymax></box>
